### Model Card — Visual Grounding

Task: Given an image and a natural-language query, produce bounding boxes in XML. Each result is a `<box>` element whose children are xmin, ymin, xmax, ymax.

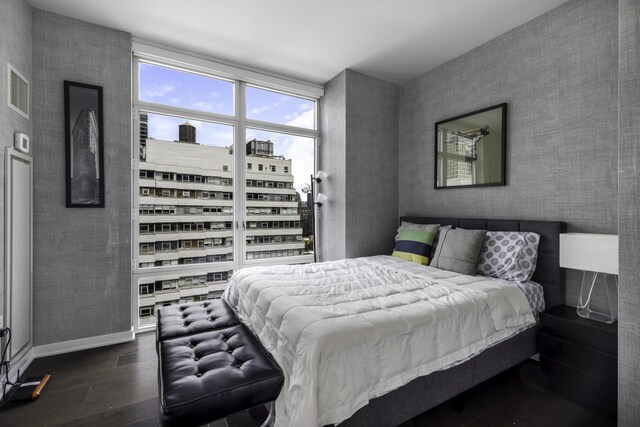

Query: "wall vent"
<box><xmin>7</xmin><ymin>64</ymin><xmax>29</xmax><ymax>120</ymax></box>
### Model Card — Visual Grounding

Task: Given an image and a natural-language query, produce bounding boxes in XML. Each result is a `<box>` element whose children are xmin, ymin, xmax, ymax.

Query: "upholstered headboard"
<box><xmin>400</xmin><ymin>217</ymin><xmax>566</xmax><ymax>309</ymax></box>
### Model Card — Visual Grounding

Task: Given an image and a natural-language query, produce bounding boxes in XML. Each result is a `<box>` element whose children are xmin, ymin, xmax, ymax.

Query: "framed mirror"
<box><xmin>435</xmin><ymin>103</ymin><xmax>506</xmax><ymax>189</ymax></box>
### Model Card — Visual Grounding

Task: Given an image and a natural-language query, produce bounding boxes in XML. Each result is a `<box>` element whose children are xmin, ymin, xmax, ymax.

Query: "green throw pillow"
<box><xmin>392</xmin><ymin>228</ymin><xmax>437</xmax><ymax>265</ymax></box>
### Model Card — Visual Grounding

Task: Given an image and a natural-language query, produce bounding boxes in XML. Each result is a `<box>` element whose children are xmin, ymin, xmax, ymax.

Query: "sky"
<box><xmin>140</xmin><ymin>62</ymin><xmax>315</xmax><ymax>193</ymax></box>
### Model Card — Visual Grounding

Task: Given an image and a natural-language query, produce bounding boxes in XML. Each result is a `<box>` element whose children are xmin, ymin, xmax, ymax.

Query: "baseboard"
<box><xmin>0</xmin><ymin>347</ymin><xmax>34</xmax><ymax>402</ymax></box>
<box><xmin>32</xmin><ymin>329</ymin><xmax>135</xmax><ymax>358</ymax></box>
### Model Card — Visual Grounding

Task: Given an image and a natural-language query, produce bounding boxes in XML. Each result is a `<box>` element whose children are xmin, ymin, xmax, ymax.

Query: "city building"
<box><xmin>136</xmin><ymin>122</ymin><xmax>306</xmax><ymax>324</ymax></box>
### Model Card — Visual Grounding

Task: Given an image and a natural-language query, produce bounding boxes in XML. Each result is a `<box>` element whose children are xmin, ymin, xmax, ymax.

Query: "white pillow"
<box><xmin>476</xmin><ymin>231</ymin><xmax>540</xmax><ymax>282</ymax></box>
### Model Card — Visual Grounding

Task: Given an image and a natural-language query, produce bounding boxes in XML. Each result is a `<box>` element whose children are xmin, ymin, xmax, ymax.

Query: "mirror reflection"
<box><xmin>435</xmin><ymin>104</ymin><xmax>506</xmax><ymax>188</ymax></box>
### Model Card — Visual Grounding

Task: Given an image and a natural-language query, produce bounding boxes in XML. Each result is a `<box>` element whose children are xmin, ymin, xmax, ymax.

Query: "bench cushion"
<box><xmin>156</xmin><ymin>300</ymin><xmax>241</xmax><ymax>342</ymax></box>
<box><xmin>158</xmin><ymin>324</ymin><xmax>284</xmax><ymax>427</ymax></box>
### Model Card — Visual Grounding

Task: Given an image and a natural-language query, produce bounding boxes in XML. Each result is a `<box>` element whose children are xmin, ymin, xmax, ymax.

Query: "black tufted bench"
<box><xmin>156</xmin><ymin>300</ymin><xmax>284</xmax><ymax>427</ymax></box>
<box><xmin>156</xmin><ymin>299</ymin><xmax>241</xmax><ymax>342</ymax></box>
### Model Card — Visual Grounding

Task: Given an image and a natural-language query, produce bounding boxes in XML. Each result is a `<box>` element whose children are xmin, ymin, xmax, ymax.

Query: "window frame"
<box><xmin>131</xmin><ymin>51</ymin><xmax>321</xmax><ymax>332</ymax></box>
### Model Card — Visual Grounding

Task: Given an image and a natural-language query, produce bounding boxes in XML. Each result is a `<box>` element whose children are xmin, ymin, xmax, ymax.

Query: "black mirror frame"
<box><xmin>434</xmin><ymin>103</ymin><xmax>507</xmax><ymax>190</ymax></box>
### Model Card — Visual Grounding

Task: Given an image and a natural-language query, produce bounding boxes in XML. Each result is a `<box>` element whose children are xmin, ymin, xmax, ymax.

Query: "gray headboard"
<box><xmin>400</xmin><ymin>217</ymin><xmax>566</xmax><ymax>309</ymax></box>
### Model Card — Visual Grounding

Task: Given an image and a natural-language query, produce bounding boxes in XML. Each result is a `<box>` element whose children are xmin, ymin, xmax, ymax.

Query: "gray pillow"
<box><xmin>430</xmin><ymin>228</ymin><xmax>487</xmax><ymax>275</ymax></box>
<box><xmin>430</xmin><ymin>225</ymin><xmax>451</xmax><ymax>260</ymax></box>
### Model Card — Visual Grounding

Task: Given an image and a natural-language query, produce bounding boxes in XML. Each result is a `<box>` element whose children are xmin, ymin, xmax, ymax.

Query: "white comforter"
<box><xmin>223</xmin><ymin>255</ymin><xmax>535</xmax><ymax>426</ymax></box>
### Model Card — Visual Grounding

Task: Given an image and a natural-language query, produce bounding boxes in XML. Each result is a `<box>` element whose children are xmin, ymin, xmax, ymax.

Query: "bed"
<box><xmin>223</xmin><ymin>217</ymin><xmax>565</xmax><ymax>426</ymax></box>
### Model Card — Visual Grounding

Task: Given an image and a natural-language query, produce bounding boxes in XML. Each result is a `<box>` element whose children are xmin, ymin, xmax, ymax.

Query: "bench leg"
<box><xmin>260</xmin><ymin>402</ymin><xmax>275</xmax><ymax>427</ymax></box>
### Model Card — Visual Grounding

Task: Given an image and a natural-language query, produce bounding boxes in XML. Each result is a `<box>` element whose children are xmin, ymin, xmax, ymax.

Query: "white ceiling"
<box><xmin>27</xmin><ymin>0</ymin><xmax>568</xmax><ymax>85</ymax></box>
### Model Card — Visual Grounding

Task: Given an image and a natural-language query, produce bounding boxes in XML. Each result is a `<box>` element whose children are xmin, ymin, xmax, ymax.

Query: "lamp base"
<box><xmin>576</xmin><ymin>271</ymin><xmax>618</xmax><ymax>324</ymax></box>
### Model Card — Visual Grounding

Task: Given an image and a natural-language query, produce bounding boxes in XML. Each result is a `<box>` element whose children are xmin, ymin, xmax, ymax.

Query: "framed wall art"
<box><xmin>64</xmin><ymin>81</ymin><xmax>104</xmax><ymax>207</ymax></box>
<box><xmin>435</xmin><ymin>103</ymin><xmax>506</xmax><ymax>189</ymax></box>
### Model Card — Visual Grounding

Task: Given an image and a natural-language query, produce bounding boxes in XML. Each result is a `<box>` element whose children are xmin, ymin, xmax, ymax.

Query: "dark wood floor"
<box><xmin>0</xmin><ymin>332</ymin><xmax>614</xmax><ymax>427</ymax></box>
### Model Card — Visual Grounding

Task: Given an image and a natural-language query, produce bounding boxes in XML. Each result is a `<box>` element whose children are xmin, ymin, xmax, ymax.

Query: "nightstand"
<box><xmin>539</xmin><ymin>305</ymin><xmax>617</xmax><ymax>420</ymax></box>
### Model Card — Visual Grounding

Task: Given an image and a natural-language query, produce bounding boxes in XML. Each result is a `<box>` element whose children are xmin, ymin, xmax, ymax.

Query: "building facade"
<box><xmin>137</xmin><ymin>121</ymin><xmax>306</xmax><ymax>324</ymax></box>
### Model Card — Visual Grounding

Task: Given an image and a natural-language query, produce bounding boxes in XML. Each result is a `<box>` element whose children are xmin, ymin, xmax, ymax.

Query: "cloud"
<box><xmin>279</xmin><ymin>135</ymin><xmax>314</xmax><ymax>193</ymax></box>
<box><xmin>286</xmin><ymin>109</ymin><xmax>315</xmax><ymax>129</ymax></box>
<box><xmin>190</xmin><ymin>101</ymin><xmax>226</xmax><ymax>113</ymax></box>
<box><xmin>250</xmin><ymin>101</ymin><xmax>281</xmax><ymax>115</ymax></box>
<box><xmin>142</xmin><ymin>82</ymin><xmax>175</xmax><ymax>99</ymax></box>
<box><xmin>147</xmin><ymin>115</ymin><xmax>179</xmax><ymax>141</ymax></box>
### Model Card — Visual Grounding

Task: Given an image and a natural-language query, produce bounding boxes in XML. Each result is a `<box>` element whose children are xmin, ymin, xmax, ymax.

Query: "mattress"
<box><xmin>223</xmin><ymin>255</ymin><xmax>536</xmax><ymax>426</ymax></box>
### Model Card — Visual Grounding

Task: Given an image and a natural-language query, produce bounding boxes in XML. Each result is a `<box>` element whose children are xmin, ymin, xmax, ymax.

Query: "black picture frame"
<box><xmin>434</xmin><ymin>103</ymin><xmax>507</xmax><ymax>189</ymax></box>
<box><xmin>64</xmin><ymin>81</ymin><xmax>105</xmax><ymax>207</ymax></box>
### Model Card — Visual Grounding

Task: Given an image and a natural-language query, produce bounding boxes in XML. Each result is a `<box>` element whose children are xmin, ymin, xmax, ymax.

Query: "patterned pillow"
<box><xmin>476</xmin><ymin>231</ymin><xmax>540</xmax><ymax>282</ymax></box>
<box><xmin>394</xmin><ymin>222</ymin><xmax>449</xmax><ymax>260</ymax></box>
<box><xmin>392</xmin><ymin>227</ymin><xmax>437</xmax><ymax>265</ymax></box>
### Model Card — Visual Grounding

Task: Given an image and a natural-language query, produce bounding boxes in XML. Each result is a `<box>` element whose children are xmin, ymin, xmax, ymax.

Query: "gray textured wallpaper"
<box><xmin>319</xmin><ymin>71</ymin><xmax>347</xmax><ymax>261</ymax></box>
<box><xmin>320</xmin><ymin>70</ymin><xmax>399</xmax><ymax>261</ymax></box>
<box><xmin>618</xmin><ymin>0</ymin><xmax>640</xmax><ymax>423</ymax></box>
<box><xmin>398</xmin><ymin>0</ymin><xmax>618</xmax><ymax>308</ymax></box>
<box><xmin>344</xmin><ymin>70</ymin><xmax>399</xmax><ymax>258</ymax></box>
<box><xmin>0</xmin><ymin>0</ymin><xmax>32</xmax><ymax>324</ymax></box>
<box><xmin>31</xmin><ymin>9</ymin><xmax>132</xmax><ymax>345</ymax></box>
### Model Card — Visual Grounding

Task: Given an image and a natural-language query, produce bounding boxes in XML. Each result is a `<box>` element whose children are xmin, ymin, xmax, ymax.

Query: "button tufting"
<box><xmin>189</xmin><ymin>344</ymin><xmax>195</xmax><ymax>348</ymax></box>
<box><xmin>227</xmin><ymin>349</ymin><xmax>233</xmax><ymax>353</ymax></box>
<box><xmin>194</xmin><ymin>357</ymin><xmax>200</xmax><ymax>361</ymax></box>
<box><xmin>196</xmin><ymin>373</ymin><xmax>202</xmax><ymax>377</ymax></box>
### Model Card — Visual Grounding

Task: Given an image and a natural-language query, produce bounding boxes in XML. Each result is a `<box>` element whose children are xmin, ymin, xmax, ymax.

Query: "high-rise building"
<box><xmin>137</xmin><ymin>126</ymin><xmax>305</xmax><ymax>324</ymax></box>
<box><xmin>70</xmin><ymin>109</ymin><xmax>100</xmax><ymax>204</ymax></box>
<box><xmin>139</xmin><ymin>112</ymin><xmax>148</xmax><ymax>160</ymax></box>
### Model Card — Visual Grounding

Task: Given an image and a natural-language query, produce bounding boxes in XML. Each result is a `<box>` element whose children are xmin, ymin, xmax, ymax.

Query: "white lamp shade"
<box><xmin>315</xmin><ymin>170</ymin><xmax>328</xmax><ymax>182</ymax></box>
<box><xmin>315</xmin><ymin>192</ymin><xmax>327</xmax><ymax>206</ymax></box>
<box><xmin>559</xmin><ymin>233</ymin><xmax>618</xmax><ymax>274</ymax></box>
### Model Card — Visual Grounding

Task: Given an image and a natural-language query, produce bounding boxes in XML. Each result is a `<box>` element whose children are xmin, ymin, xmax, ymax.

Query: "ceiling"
<box><xmin>27</xmin><ymin>0</ymin><xmax>569</xmax><ymax>85</ymax></box>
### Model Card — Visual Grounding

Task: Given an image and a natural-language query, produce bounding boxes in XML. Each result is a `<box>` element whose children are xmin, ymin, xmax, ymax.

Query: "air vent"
<box><xmin>8</xmin><ymin>64</ymin><xmax>29</xmax><ymax>119</ymax></box>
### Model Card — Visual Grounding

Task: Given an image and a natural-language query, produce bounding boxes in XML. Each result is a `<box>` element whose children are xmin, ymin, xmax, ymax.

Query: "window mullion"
<box><xmin>235</xmin><ymin>82</ymin><xmax>247</xmax><ymax>269</ymax></box>
<box><xmin>135</xmin><ymin>101</ymin><xmax>239</xmax><ymax>127</ymax></box>
<box><xmin>244</xmin><ymin>118</ymin><xmax>319</xmax><ymax>139</ymax></box>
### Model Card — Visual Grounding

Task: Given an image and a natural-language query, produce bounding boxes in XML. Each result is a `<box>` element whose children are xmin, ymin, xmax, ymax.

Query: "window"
<box><xmin>139</xmin><ymin>61</ymin><xmax>234</xmax><ymax>115</ymax></box>
<box><xmin>246</xmin><ymin>85</ymin><xmax>315</xmax><ymax>129</ymax></box>
<box><xmin>133</xmin><ymin>55</ymin><xmax>319</xmax><ymax>329</ymax></box>
<box><xmin>140</xmin><ymin>306</ymin><xmax>154</xmax><ymax>317</ymax></box>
